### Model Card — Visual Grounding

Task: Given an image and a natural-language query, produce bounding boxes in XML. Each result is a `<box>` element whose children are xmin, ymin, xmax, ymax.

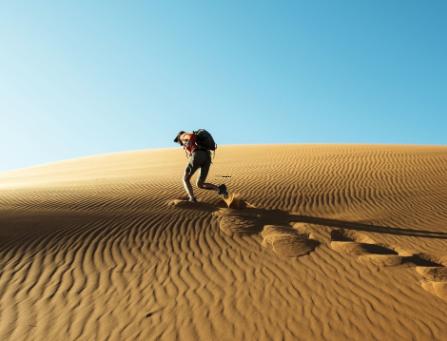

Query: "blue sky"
<box><xmin>1</xmin><ymin>1</ymin><xmax>446</xmax><ymax>172</ymax></box>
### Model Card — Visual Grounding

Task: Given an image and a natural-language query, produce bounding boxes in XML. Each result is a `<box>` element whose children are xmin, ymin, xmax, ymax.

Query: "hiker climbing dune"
<box><xmin>174</xmin><ymin>129</ymin><xmax>229</xmax><ymax>202</ymax></box>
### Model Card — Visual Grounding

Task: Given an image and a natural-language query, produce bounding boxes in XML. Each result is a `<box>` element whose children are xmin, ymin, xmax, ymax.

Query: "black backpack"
<box><xmin>194</xmin><ymin>129</ymin><xmax>217</xmax><ymax>151</ymax></box>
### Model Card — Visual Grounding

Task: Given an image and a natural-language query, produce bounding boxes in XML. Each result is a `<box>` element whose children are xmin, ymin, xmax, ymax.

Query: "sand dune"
<box><xmin>1</xmin><ymin>144</ymin><xmax>447</xmax><ymax>340</ymax></box>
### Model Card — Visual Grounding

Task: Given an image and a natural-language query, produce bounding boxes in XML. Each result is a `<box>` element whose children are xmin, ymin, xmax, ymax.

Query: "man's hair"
<box><xmin>173</xmin><ymin>131</ymin><xmax>186</xmax><ymax>144</ymax></box>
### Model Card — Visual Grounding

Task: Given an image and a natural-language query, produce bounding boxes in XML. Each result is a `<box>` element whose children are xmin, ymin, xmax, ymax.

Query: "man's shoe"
<box><xmin>188</xmin><ymin>197</ymin><xmax>197</xmax><ymax>203</ymax></box>
<box><xmin>218</xmin><ymin>184</ymin><xmax>228</xmax><ymax>198</ymax></box>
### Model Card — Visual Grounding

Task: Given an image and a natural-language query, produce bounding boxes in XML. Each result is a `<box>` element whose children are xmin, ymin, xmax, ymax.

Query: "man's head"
<box><xmin>174</xmin><ymin>131</ymin><xmax>186</xmax><ymax>145</ymax></box>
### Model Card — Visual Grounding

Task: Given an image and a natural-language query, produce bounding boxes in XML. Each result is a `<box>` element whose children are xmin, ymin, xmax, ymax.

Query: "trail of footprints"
<box><xmin>170</xmin><ymin>200</ymin><xmax>447</xmax><ymax>302</ymax></box>
<box><xmin>214</xmin><ymin>208</ymin><xmax>447</xmax><ymax>302</ymax></box>
<box><xmin>328</xmin><ymin>228</ymin><xmax>447</xmax><ymax>301</ymax></box>
<box><xmin>213</xmin><ymin>208</ymin><xmax>320</xmax><ymax>258</ymax></box>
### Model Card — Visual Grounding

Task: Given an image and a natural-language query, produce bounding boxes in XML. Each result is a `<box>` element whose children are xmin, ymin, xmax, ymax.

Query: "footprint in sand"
<box><xmin>261</xmin><ymin>225</ymin><xmax>320</xmax><ymax>258</ymax></box>
<box><xmin>329</xmin><ymin>229</ymin><xmax>403</xmax><ymax>266</ymax></box>
<box><xmin>413</xmin><ymin>256</ymin><xmax>447</xmax><ymax>301</ymax></box>
<box><xmin>214</xmin><ymin>208</ymin><xmax>262</xmax><ymax>236</ymax></box>
<box><xmin>212</xmin><ymin>194</ymin><xmax>260</xmax><ymax>236</ymax></box>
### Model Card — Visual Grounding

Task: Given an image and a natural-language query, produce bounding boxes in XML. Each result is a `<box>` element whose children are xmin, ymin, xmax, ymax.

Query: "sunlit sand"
<box><xmin>1</xmin><ymin>145</ymin><xmax>447</xmax><ymax>340</ymax></box>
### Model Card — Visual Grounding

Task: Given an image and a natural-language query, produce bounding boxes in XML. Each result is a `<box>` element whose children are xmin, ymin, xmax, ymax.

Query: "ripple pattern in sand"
<box><xmin>1</xmin><ymin>145</ymin><xmax>447</xmax><ymax>340</ymax></box>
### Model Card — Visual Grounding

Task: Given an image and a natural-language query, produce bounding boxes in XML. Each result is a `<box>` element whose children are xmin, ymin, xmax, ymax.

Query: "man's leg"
<box><xmin>183</xmin><ymin>160</ymin><xmax>199</xmax><ymax>201</ymax></box>
<box><xmin>197</xmin><ymin>179</ymin><xmax>219</xmax><ymax>191</ymax></box>
<box><xmin>196</xmin><ymin>158</ymin><xmax>219</xmax><ymax>191</ymax></box>
<box><xmin>183</xmin><ymin>171</ymin><xmax>195</xmax><ymax>200</ymax></box>
<box><xmin>198</xmin><ymin>174</ymin><xmax>228</xmax><ymax>198</ymax></box>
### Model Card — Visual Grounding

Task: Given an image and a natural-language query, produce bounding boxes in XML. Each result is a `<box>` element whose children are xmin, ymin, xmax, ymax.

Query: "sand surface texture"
<box><xmin>1</xmin><ymin>145</ymin><xmax>447</xmax><ymax>340</ymax></box>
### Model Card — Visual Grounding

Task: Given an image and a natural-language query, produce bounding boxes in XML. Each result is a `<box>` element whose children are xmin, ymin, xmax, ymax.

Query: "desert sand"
<box><xmin>1</xmin><ymin>144</ymin><xmax>447</xmax><ymax>340</ymax></box>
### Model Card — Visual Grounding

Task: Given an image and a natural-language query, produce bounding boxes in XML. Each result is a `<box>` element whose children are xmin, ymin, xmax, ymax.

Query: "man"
<box><xmin>174</xmin><ymin>130</ymin><xmax>228</xmax><ymax>202</ymax></box>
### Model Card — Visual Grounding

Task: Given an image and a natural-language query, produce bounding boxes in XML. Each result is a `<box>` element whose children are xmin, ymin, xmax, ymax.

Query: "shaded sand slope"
<box><xmin>1</xmin><ymin>145</ymin><xmax>447</xmax><ymax>340</ymax></box>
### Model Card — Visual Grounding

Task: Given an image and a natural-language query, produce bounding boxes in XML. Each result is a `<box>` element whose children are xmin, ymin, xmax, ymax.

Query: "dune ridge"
<box><xmin>1</xmin><ymin>144</ymin><xmax>447</xmax><ymax>340</ymax></box>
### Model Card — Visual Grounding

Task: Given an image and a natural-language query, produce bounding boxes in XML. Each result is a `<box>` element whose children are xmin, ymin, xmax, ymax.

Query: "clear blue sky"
<box><xmin>1</xmin><ymin>1</ymin><xmax>446</xmax><ymax>172</ymax></box>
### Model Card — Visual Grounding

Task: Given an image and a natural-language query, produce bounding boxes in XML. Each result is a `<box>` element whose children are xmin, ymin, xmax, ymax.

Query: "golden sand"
<box><xmin>1</xmin><ymin>145</ymin><xmax>447</xmax><ymax>340</ymax></box>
